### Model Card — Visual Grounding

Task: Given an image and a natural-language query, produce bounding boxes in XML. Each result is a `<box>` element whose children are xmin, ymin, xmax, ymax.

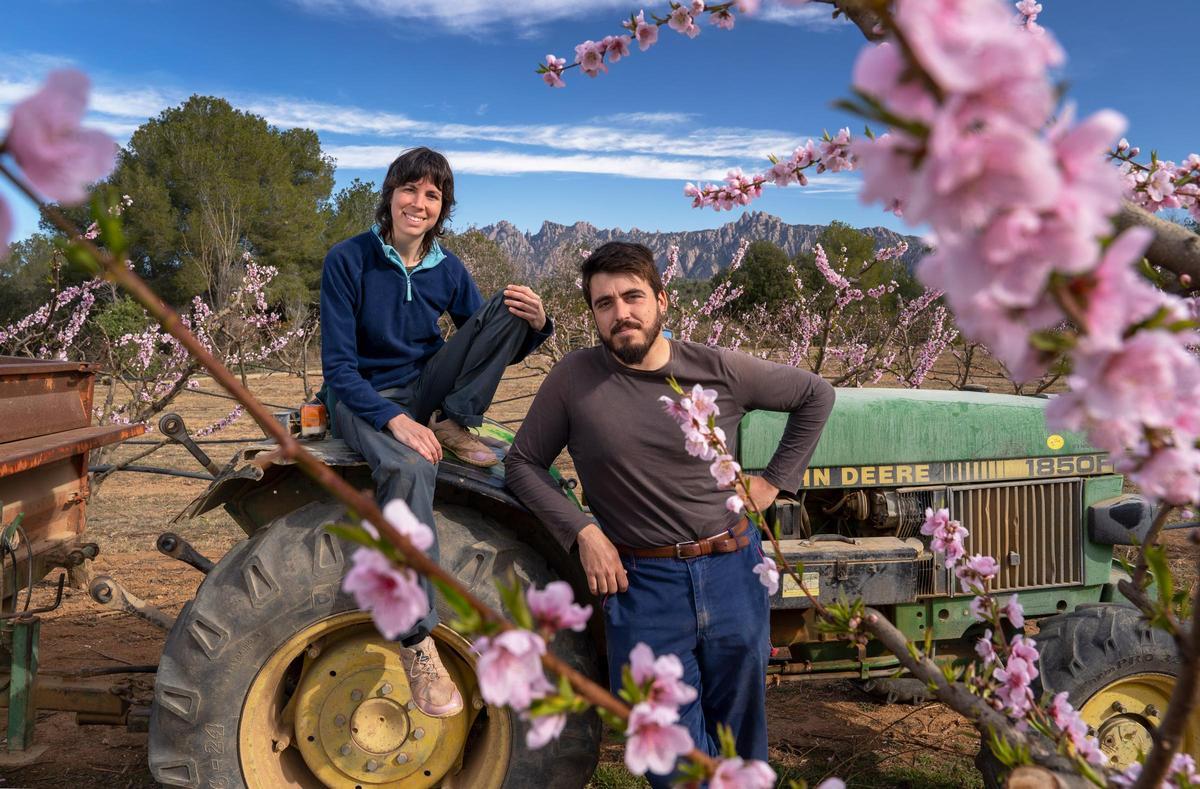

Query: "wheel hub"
<box><xmin>1096</xmin><ymin>715</ymin><xmax>1154</xmax><ymax>767</ymax></box>
<box><xmin>292</xmin><ymin>632</ymin><xmax>469</xmax><ymax>786</ymax></box>
<box><xmin>1079</xmin><ymin>672</ymin><xmax>1196</xmax><ymax>770</ymax></box>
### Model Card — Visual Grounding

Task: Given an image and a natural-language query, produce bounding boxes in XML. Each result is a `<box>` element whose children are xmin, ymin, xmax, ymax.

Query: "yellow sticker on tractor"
<box><xmin>1046</xmin><ymin>434</ymin><xmax>1065</xmax><ymax>450</ymax></box>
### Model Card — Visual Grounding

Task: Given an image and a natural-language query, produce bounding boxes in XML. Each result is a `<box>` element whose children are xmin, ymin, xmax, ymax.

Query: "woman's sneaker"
<box><xmin>399</xmin><ymin>636</ymin><xmax>464</xmax><ymax>717</ymax></box>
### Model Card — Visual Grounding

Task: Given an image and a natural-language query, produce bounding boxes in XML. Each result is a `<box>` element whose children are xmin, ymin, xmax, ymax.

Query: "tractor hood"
<box><xmin>739</xmin><ymin>387</ymin><xmax>1097</xmax><ymax>472</ymax></box>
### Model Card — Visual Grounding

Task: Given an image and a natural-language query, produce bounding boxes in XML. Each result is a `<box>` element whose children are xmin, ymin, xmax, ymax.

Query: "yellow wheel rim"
<box><xmin>1078</xmin><ymin>672</ymin><xmax>1199</xmax><ymax>770</ymax></box>
<box><xmin>239</xmin><ymin>613</ymin><xmax>511</xmax><ymax>787</ymax></box>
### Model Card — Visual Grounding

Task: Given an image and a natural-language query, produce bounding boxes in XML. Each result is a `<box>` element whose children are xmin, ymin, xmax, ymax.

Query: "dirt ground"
<box><xmin>1</xmin><ymin>356</ymin><xmax>1195</xmax><ymax>788</ymax></box>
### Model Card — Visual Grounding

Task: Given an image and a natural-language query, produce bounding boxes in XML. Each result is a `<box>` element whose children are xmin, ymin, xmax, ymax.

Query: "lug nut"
<box><xmin>307</xmin><ymin>645</ymin><xmax>321</xmax><ymax>659</ymax></box>
<box><xmin>1112</xmin><ymin>701</ymin><xmax>1127</xmax><ymax>714</ymax></box>
<box><xmin>380</xmin><ymin>682</ymin><xmax>393</xmax><ymax>695</ymax></box>
<box><xmin>339</xmin><ymin>744</ymin><xmax>352</xmax><ymax>756</ymax></box>
<box><xmin>472</xmin><ymin>697</ymin><xmax>483</xmax><ymax>710</ymax></box>
<box><xmin>412</xmin><ymin>727</ymin><xmax>425</xmax><ymax>740</ymax></box>
<box><xmin>406</xmin><ymin>700</ymin><xmax>416</xmax><ymax>711</ymax></box>
<box><xmin>1145</xmin><ymin>704</ymin><xmax>1160</xmax><ymax>718</ymax></box>
<box><xmin>351</xmin><ymin>689</ymin><xmax>363</xmax><ymax>702</ymax></box>
<box><xmin>365</xmin><ymin>759</ymin><xmax>380</xmax><ymax>773</ymax></box>
<box><xmin>396</xmin><ymin>753</ymin><xmax>409</xmax><ymax>765</ymax></box>
<box><xmin>334</xmin><ymin>714</ymin><xmax>346</xmax><ymax>726</ymax></box>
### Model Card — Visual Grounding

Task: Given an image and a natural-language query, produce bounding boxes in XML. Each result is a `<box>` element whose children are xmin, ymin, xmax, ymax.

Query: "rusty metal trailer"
<box><xmin>0</xmin><ymin>356</ymin><xmax>142</xmax><ymax>765</ymax></box>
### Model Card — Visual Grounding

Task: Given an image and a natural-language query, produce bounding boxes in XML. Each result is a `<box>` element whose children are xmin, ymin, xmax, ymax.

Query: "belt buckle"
<box><xmin>674</xmin><ymin>540</ymin><xmax>699</xmax><ymax>559</ymax></box>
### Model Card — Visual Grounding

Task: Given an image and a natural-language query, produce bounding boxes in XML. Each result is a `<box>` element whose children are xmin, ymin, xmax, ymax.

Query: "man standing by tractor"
<box><xmin>505</xmin><ymin>241</ymin><xmax>834</xmax><ymax>783</ymax></box>
<box><xmin>321</xmin><ymin>147</ymin><xmax>552</xmax><ymax>718</ymax></box>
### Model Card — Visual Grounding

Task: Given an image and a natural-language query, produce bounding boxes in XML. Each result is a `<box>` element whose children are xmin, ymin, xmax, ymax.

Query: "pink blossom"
<box><xmin>976</xmin><ymin>629</ymin><xmax>997</xmax><ymax>664</ymax></box>
<box><xmin>709</xmin><ymin>454</ymin><xmax>741</xmax><ymax>487</ymax></box>
<box><xmin>725</xmin><ymin>494</ymin><xmax>745</xmax><ymax>514</ymax></box>
<box><xmin>752</xmin><ymin>556</ymin><xmax>780</xmax><ymax>595</ymax></box>
<box><xmin>635</xmin><ymin>12</ymin><xmax>659</xmax><ymax>50</ymax></box>
<box><xmin>629</xmin><ymin>642</ymin><xmax>699</xmax><ymax>709</ymax></box>
<box><xmin>523</xmin><ymin>711</ymin><xmax>567</xmax><ymax>749</ymax></box>
<box><xmin>1002</xmin><ymin>594</ymin><xmax>1025</xmax><ymax>628</ymax></box>
<box><xmin>474</xmin><ymin>629</ymin><xmax>554</xmax><ymax>711</ymax></box>
<box><xmin>1009</xmin><ymin>634</ymin><xmax>1039</xmax><ymax>668</ymax></box>
<box><xmin>1076</xmin><ymin>226</ymin><xmax>1162</xmax><ymax>350</ymax></box>
<box><xmin>852</xmin><ymin>42</ymin><xmax>936</xmax><ymax>122</ymax></box>
<box><xmin>816</xmin><ymin>780</ymin><xmax>847</xmax><ymax>789</ymax></box>
<box><xmin>956</xmin><ymin>553</ymin><xmax>1000</xmax><ymax>593</ymax></box>
<box><xmin>685</xmin><ymin>383</ymin><xmax>720</xmax><ymax>422</ymax></box>
<box><xmin>969</xmin><ymin>595</ymin><xmax>991</xmax><ymax>622</ymax></box>
<box><xmin>361</xmin><ymin>499</ymin><xmax>435</xmax><ymax>551</ymax></box>
<box><xmin>710</xmin><ymin>757</ymin><xmax>776</xmax><ymax>788</ymax></box>
<box><xmin>659</xmin><ymin>395</ymin><xmax>691</xmax><ymax>426</ymax></box>
<box><xmin>920</xmin><ymin>507</ymin><xmax>968</xmax><ymax>566</ymax></box>
<box><xmin>574</xmin><ymin>40</ymin><xmax>607</xmax><ymax>77</ymax></box>
<box><xmin>526</xmin><ymin>580</ymin><xmax>593</xmax><ymax>633</ymax></box>
<box><xmin>993</xmin><ymin>652</ymin><xmax>1036</xmax><ymax>718</ymax></box>
<box><xmin>605</xmin><ymin>35</ymin><xmax>632</xmax><ymax>62</ymax></box>
<box><xmin>5</xmin><ymin>70</ymin><xmax>117</xmax><ymax>204</ymax></box>
<box><xmin>624</xmin><ymin>702</ymin><xmax>694</xmax><ymax>776</ymax></box>
<box><xmin>1131</xmin><ymin>446</ymin><xmax>1200</xmax><ymax>505</ymax></box>
<box><xmin>668</xmin><ymin>7</ymin><xmax>700</xmax><ymax>37</ymax></box>
<box><xmin>542</xmin><ymin>54</ymin><xmax>566</xmax><ymax>88</ymax></box>
<box><xmin>711</xmin><ymin>9</ymin><xmax>736</xmax><ymax>29</ymax></box>
<box><xmin>342</xmin><ymin>548</ymin><xmax>429</xmax><ymax>640</ymax></box>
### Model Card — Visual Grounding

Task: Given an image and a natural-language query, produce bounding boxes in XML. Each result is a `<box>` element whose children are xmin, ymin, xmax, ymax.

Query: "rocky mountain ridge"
<box><xmin>476</xmin><ymin>211</ymin><xmax>925</xmax><ymax>279</ymax></box>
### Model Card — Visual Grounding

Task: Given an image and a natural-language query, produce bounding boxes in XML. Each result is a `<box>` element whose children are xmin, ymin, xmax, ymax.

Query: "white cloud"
<box><xmin>288</xmin><ymin>0</ymin><xmax>633</xmax><ymax>33</ymax></box>
<box><xmin>326</xmin><ymin>145</ymin><xmax>735</xmax><ymax>181</ymax></box>
<box><xmin>600</xmin><ymin>111</ymin><xmax>697</xmax><ymax>126</ymax></box>
<box><xmin>757</xmin><ymin>2</ymin><xmax>849</xmax><ymax>29</ymax></box>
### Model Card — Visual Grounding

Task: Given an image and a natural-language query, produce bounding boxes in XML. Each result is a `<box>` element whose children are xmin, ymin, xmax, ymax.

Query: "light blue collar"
<box><xmin>372</xmin><ymin>223</ymin><xmax>446</xmax><ymax>301</ymax></box>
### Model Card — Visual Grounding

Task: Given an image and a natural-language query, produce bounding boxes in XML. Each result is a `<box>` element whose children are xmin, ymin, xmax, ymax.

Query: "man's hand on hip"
<box><xmin>744</xmin><ymin>475</ymin><xmax>780</xmax><ymax>514</ymax></box>
<box><xmin>577</xmin><ymin>523</ymin><xmax>628</xmax><ymax>595</ymax></box>
<box><xmin>386</xmin><ymin>412</ymin><xmax>443</xmax><ymax>464</ymax></box>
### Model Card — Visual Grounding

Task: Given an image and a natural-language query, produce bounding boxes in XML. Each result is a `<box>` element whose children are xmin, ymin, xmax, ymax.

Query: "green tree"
<box><xmin>323</xmin><ymin>178</ymin><xmax>379</xmax><ymax>249</ymax></box>
<box><xmin>710</xmin><ymin>239</ymin><xmax>798</xmax><ymax>313</ymax></box>
<box><xmin>443</xmin><ymin>229</ymin><xmax>517</xmax><ymax>297</ymax></box>
<box><xmin>795</xmin><ymin>221</ymin><xmax>922</xmax><ymax>311</ymax></box>
<box><xmin>110</xmin><ymin>95</ymin><xmax>335</xmax><ymax>306</ymax></box>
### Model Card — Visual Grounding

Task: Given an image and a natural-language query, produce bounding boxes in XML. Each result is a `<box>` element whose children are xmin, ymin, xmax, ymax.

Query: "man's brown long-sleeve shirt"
<box><xmin>504</xmin><ymin>340</ymin><xmax>836</xmax><ymax>551</ymax></box>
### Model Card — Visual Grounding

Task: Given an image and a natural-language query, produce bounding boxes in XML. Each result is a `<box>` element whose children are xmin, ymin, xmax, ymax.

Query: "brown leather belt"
<box><xmin>615</xmin><ymin>517</ymin><xmax>751</xmax><ymax>559</ymax></box>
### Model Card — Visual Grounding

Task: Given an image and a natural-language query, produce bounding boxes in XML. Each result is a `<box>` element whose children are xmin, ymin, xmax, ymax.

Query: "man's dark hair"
<box><xmin>375</xmin><ymin>147</ymin><xmax>456</xmax><ymax>256</ymax></box>
<box><xmin>580</xmin><ymin>241</ymin><xmax>664</xmax><ymax>306</ymax></box>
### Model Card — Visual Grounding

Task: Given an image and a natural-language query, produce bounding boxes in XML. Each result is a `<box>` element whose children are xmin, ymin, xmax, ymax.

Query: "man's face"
<box><xmin>589</xmin><ymin>271</ymin><xmax>667</xmax><ymax>365</ymax></box>
<box><xmin>388</xmin><ymin>177</ymin><xmax>442</xmax><ymax>247</ymax></box>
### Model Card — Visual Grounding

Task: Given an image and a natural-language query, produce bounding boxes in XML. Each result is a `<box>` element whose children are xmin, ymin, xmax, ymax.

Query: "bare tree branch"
<box><xmin>1113</xmin><ymin>201</ymin><xmax>1200</xmax><ymax>283</ymax></box>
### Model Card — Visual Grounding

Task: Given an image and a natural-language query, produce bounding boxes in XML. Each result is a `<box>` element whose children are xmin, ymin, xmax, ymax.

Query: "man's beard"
<box><xmin>602</xmin><ymin>309</ymin><xmax>664</xmax><ymax>365</ymax></box>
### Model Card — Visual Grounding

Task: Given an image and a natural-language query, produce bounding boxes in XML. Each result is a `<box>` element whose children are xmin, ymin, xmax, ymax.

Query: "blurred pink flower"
<box><xmin>474</xmin><ymin>629</ymin><xmax>553</xmax><ymax>711</ymax></box>
<box><xmin>659</xmin><ymin>394</ymin><xmax>691</xmax><ymax>426</ymax></box>
<box><xmin>0</xmin><ymin>198</ymin><xmax>11</xmax><ymax>261</ymax></box>
<box><xmin>1003</xmin><ymin>594</ymin><xmax>1025</xmax><ymax>628</ymax></box>
<box><xmin>606</xmin><ymin>35</ymin><xmax>632</xmax><ymax>62</ymax></box>
<box><xmin>725</xmin><ymin>493</ymin><xmax>745</xmax><ymax>513</ymax></box>
<box><xmin>5</xmin><ymin>69</ymin><xmax>117</xmax><ymax>204</ymax></box>
<box><xmin>526</xmin><ymin>580</ymin><xmax>592</xmax><ymax>634</ymax></box>
<box><xmin>711</xmin><ymin>757</ymin><xmax>776</xmax><ymax>788</ymax></box>
<box><xmin>752</xmin><ymin>556</ymin><xmax>780</xmax><ymax>595</ymax></box>
<box><xmin>629</xmin><ymin>642</ymin><xmax>698</xmax><ymax>709</ymax></box>
<box><xmin>624</xmin><ymin>702</ymin><xmax>694</xmax><ymax>776</ymax></box>
<box><xmin>341</xmin><ymin>548</ymin><xmax>429</xmax><ymax>640</ymax></box>
<box><xmin>975</xmin><ymin>630</ymin><xmax>997</xmax><ymax>664</ymax></box>
<box><xmin>1077</xmin><ymin>226</ymin><xmax>1162</xmax><ymax>350</ymax></box>
<box><xmin>1131</xmin><ymin>446</ymin><xmax>1200</xmax><ymax>505</ymax></box>
<box><xmin>361</xmin><ymin>499</ymin><xmax>435</xmax><ymax>551</ymax></box>
<box><xmin>711</xmin><ymin>10</ymin><xmax>736</xmax><ymax>30</ymax></box>
<box><xmin>523</xmin><ymin>711</ymin><xmax>567</xmax><ymax>749</ymax></box>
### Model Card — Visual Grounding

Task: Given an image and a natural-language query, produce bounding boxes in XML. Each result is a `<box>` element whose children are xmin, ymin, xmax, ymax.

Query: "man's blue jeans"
<box><xmin>603</xmin><ymin>528</ymin><xmax>771</xmax><ymax>787</ymax></box>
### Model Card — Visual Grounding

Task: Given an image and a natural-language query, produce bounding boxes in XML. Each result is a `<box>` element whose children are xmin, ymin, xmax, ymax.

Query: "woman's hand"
<box><xmin>386</xmin><ymin>412</ymin><xmax>442</xmax><ymax>463</ymax></box>
<box><xmin>504</xmin><ymin>284</ymin><xmax>547</xmax><ymax>332</ymax></box>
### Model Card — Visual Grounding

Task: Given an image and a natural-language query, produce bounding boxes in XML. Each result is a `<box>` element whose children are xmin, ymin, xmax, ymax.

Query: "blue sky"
<box><xmin>2</xmin><ymin>0</ymin><xmax>1197</xmax><ymax>245</ymax></box>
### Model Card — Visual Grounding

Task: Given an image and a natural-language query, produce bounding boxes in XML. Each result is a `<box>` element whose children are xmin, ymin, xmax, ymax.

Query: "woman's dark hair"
<box><xmin>579</xmin><ymin>241</ymin><xmax>664</xmax><ymax>306</ymax></box>
<box><xmin>375</xmin><ymin>147</ymin><xmax>456</xmax><ymax>257</ymax></box>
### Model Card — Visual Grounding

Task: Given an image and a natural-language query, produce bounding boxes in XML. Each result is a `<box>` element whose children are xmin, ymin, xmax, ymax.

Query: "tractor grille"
<box><xmin>947</xmin><ymin>478</ymin><xmax>1083</xmax><ymax>595</ymax></box>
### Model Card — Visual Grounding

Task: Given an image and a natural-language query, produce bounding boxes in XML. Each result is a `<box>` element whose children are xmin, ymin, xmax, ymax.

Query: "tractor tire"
<box><xmin>977</xmin><ymin>604</ymin><xmax>1195</xmax><ymax>784</ymax></box>
<box><xmin>147</xmin><ymin>500</ymin><xmax>602</xmax><ymax>789</ymax></box>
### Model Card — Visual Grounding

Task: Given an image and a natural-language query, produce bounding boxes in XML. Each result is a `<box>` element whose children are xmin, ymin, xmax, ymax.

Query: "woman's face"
<box><xmin>388</xmin><ymin>177</ymin><xmax>442</xmax><ymax>248</ymax></box>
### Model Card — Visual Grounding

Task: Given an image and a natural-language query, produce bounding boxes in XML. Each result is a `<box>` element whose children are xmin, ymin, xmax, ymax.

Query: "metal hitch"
<box><xmin>88</xmin><ymin>575</ymin><xmax>175</xmax><ymax>632</ymax></box>
<box><xmin>158</xmin><ymin>412</ymin><xmax>221</xmax><ymax>476</ymax></box>
<box><xmin>156</xmin><ymin>531</ymin><xmax>214</xmax><ymax>574</ymax></box>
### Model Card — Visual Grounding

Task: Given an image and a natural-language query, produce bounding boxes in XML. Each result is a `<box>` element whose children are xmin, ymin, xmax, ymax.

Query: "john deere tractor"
<box><xmin>3</xmin><ymin>357</ymin><xmax>1188</xmax><ymax>786</ymax></box>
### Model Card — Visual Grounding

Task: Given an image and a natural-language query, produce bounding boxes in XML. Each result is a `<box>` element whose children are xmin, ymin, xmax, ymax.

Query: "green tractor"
<box><xmin>11</xmin><ymin>359</ymin><xmax>1182</xmax><ymax>784</ymax></box>
<box><xmin>133</xmin><ymin>386</ymin><xmax>1194</xmax><ymax>785</ymax></box>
